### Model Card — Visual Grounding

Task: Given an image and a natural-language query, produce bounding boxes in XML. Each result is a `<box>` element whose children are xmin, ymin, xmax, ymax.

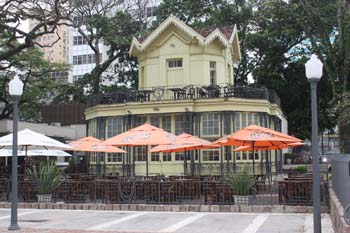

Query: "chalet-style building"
<box><xmin>85</xmin><ymin>15</ymin><xmax>287</xmax><ymax>176</ymax></box>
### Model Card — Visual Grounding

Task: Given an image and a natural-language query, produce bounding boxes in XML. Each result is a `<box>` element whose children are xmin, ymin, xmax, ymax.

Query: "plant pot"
<box><xmin>37</xmin><ymin>194</ymin><xmax>52</xmax><ymax>202</ymax></box>
<box><xmin>233</xmin><ymin>195</ymin><xmax>250</xmax><ymax>205</ymax></box>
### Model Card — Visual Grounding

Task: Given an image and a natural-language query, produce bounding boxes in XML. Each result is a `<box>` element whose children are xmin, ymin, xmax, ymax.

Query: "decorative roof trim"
<box><xmin>204</xmin><ymin>28</ymin><xmax>229</xmax><ymax>47</ymax></box>
<box><xmin>129</xmin><ymin>37</ymin><xmax>142</xmax><ymax>55</ymax></box>
<box><xmin>129</xmin><ymin>14</ymin><xmax>241</xmax><ymax>63</ymax></box>
<box><xmin>141</xmin><ymin>14</ymin><xmax>205</xmax><ymax>49</ymax></box>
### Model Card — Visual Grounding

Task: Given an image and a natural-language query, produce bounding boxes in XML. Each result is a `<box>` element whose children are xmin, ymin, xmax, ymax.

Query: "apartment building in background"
<box><xmin>28</xmin><ymin>19</ymin><xmax>69</xmax><ymax>81</ymax></box>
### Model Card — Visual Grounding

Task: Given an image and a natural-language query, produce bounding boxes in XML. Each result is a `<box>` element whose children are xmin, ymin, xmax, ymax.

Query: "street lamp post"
<box><xmin>305</xmin><ymin>54</ymin><xmax>323</xmax><ymax>233</ymax></box>
<box><xmin>8</xmin><ymin>75</ymin><xmax>23</xmax><ymax>231</ymax></box>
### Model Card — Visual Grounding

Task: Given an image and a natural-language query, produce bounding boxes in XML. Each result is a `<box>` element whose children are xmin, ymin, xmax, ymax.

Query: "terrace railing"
<box><xmin>86</xmin><ymin>85</ymin><xmax>281</xmax><ymax>108</ymax></box>
<box><xmin>0</xmin><ymin>175</ymin><xmax>327</xmax><ymax>206</ymax></box>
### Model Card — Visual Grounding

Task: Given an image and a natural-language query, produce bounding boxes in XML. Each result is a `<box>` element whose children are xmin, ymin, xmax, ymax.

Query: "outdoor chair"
<box><xmin>186</xmin><ymin>87</ymin><xmax>196</xmax><ymax>99</ymax></box>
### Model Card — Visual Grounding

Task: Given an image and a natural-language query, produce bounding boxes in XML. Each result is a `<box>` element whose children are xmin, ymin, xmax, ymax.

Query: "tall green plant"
<box><xmin>226</xmin><ymin>170</ymin><xmax>255</xmax><ymax>196</ymax></box>
<box><xmin>26</xmin><ymin>160</ymin><xmax>61</xmax><ymax>194</ymax></box>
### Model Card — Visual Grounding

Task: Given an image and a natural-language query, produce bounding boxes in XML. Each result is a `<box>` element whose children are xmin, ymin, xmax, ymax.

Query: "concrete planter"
<box><xmin>37</xmin><ymin>194</ymin><xmax>52</xmax><ymax>203</ymax></box>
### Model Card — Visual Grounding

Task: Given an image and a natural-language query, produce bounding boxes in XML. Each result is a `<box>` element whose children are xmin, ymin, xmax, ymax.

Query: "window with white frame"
<box><xmin>73</xmin><ymin>35</ymin><xmax>89</xmax><ymax>46</ymax></box>
<box><xmin>88</xmin><ymin>119</ymin><xmax>97</xmax><ymax>138</ymax></box>
<box><xmin>210</xmin><ymin>61</ymin><xmax>216</xmax><ymax>85</ymax></box>
<box><xmin>175</xmin><ymin>114</ymin><xmax>191</xmax><ymax>135</ymax></box>
<box><xmin>163</xmin><ymin>153</ymin><xmax>172</xmax><ymax>161</ymax></box>
<box><xmin>202</xmin><ymin>149</ymin><xmax>220</xmax><ymax>161</ymax></box>
<box><xmin>151</xmin><ymin>153</ymin><xmax>159</xmax><ymax>161</ymax></box>
<box><xmin>135</xmin><ymin>146</ymin><xmax>147</xmax><ymax>161</ymax></box>
<box><xmin>168</xmin><ymin>59</ymin><xmax>182</xmax><ymax>68</ymax></box>
<box><xmin>107</xmin><ymin>153</ymin><xmax>123</xmax><ymax>162</ymax></box>
<box><xmin>162</xmin><ymin>116</ymin><xmax>172</xmax><ymax>132</ymax></box>
<box><xmin>135</xmin><ymin>116</ymin><xmax>147</xmax><ymax>127</ymax></box>
<box><xmin>72</xmin><ymin>53</ymin><xmax>102</xmax><ymax>65</ymax></box>
<box><xmin>201</xmin><ymin>112</ymin><xmax>220</xmax><ymax>136</ymax></box>
<box><xmin>106</xmin><ymin>117</ymin><xmax>124</xmax><ymax>138</ymax></box>
<box><xmin>175</xmin><ymin>152</ymin><xmax>184</xmax><ymax>161</ymax></box>
<box><xmin>151</xmin><ymin>116</ymin><xmax>160</xmax><ymax>127</ymax></box>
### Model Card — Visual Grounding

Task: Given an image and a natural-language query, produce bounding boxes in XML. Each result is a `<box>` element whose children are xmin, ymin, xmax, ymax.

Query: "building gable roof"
<box><xmin>129</xmin><ymin>15</ymin><xmax>241</xmax><ymax>63</ymax></box>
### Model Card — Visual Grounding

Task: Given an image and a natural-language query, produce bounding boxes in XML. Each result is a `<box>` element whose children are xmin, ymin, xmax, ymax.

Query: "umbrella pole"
<box><xmin>252</xmin><ymin>142</ymin><xmax>255</xmax><ymax>176</ymax></box>
<box><xmin>233</xmin><ymin>150</ymin><xmax>236</xmax><ymax>174</ymax></box>
<box><xmin>184</xmin><ymin>149</ymin><xmax>187</xmax><ymax>176</ymax></box>
<box><xmin>198</xmin><ymin>150</ymin><xmax>201</xmax><ymax>176</ymax></box>
<box><xmin>146</xmin><ymin>146</ymin><xmax>149</xmax><ymax>177</ymax></box>
<box><xmin>24</xmin><ymin>146</ymin><xmax>28</xmax><ymax>177</ymax></box>
<box><xmin>265</xmin><ymin>150</ymin><xmax>269</xmax><ymax>176</ymax></box>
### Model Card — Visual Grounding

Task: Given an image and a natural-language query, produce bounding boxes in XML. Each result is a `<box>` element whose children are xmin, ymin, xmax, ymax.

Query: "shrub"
<box><xmin>26</xmin><ymin>160</ymin><xmax>61</xmax><ymax>194</ymax></box>
<box><xmin>226</xmin><ymin>170</ymin><xmax>255</xmax><ymax>196</ymax></box>
<box><xmin>294</xmin><ymin>165</ymin><xmax>307</xmax><ymax>173</ymax></box>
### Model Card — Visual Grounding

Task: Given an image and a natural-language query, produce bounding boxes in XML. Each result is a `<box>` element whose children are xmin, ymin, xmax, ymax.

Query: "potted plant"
<box><xmin>284</xmin><ymin>153</ymin><xmax>293</xmax><ymax>164</ymax></box>
<box><xmin>27</xmin><ymin>160</ymin><xmax>61</xmax><ymax>202</ymax></box>
<box><xmin>293</xmin><ymin>165</ymin><xmax>307</xmax><ymax>174</ymax></box>
<box><xmin>226</xmin><ymin>169</ymin><xmax>255</xmax><ymax>205</ymax></box>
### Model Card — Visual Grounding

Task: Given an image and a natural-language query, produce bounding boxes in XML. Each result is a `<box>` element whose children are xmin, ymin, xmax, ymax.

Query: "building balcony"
<box><xmin>86</xmin><ymin>84</ymin><xmax>281</xmax><ymax>108</ymax></box>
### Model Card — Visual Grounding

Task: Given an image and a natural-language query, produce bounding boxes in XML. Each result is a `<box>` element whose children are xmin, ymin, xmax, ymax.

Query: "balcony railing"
<box><xmin>87</xmin><ymin>84</ymin><xmax>281</xmax><ymax>108</ymax></box>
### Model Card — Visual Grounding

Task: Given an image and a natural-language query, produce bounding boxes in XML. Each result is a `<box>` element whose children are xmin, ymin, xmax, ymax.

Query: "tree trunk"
<box><xmin>339</xmin><ymin>121</ymin><xmax>350</xmax><ymax>153</ymax></box>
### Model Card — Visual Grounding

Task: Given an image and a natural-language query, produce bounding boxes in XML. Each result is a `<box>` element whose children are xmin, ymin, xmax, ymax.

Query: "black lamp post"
<box><xmin>8</xmin><ymin>75</ymin><xmax>23</xmax><ymax>231</ymax></box>
<box><xmin>305</xmin><ymin>54</ymin><xmax>323</xmax><ymax>233</ymax></box>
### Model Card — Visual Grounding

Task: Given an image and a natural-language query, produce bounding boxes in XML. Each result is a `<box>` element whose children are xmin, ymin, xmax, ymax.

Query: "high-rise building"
<box><xmin>68</xmin><ymin>0</ymin><xmax>161</xmax><ymax>84</ymax></box>
<box><xmin>28</xmin><ymin>19</ymin><xmax>69</xmax><ymax>81</ymax></box>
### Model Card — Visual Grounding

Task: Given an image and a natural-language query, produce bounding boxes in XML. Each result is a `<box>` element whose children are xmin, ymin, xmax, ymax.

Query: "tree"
<box><xmin>0</xmin><ymin>0</ymin><xmax>73</xmax><ymax>120</ymax></box>
<box><xmin>154</xmin><ymin>0</ymin><xmax>337</xmax><ymax>139</ymax></box>
<box><xmin>0</xmin><ymin>48</ymin><xmax>68</xmax><ymax>121</ymax></box>
<box><xmin>295</xmin><ymin>0</ymin><xmax>350</xmax><ymax>152</ymax></box>
<box><xmin>0</xmin><ymin>0</ymin><xmax>73</xmax><ymax>70</ymax></box>
<box><xmin>70</xmin><ymin>0</ymin><xmax>142</xmax><ymax>95</ymax></box>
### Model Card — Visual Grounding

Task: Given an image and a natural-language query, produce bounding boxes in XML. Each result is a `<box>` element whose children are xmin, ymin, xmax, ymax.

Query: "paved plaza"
<box><xmin>0</xmin><ymin>208</ymin><xmax>334</xmax><ymax>233</ymax></box>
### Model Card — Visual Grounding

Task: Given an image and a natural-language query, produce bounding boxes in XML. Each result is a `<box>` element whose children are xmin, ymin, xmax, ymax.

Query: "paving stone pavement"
<box><xmin>0</xmin><ymin>208</ymin><xmax>334</xmax><ymax>233</ymax></box>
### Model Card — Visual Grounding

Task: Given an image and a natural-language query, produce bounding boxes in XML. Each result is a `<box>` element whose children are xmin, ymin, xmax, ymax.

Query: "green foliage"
<box><xmin>69</xmin><ymin>2</ymin><xmax>141</xmax><ymax>95</ymax></box>
<box><xmin>0</xmin><ymin>47</ymin><xmax>69</xmax><ymax>121</ymax></box>
<box><xmin>226</xmin><ymin>170</ymin><xmax>255</xmax><ymax>196</ymax></box>
<box><xmin>294</xmin><ymin>165</ymin><xmax>307</xmax><ymax>173</ymax></box>
<box><xmin>26</xmin><ymin>160</ymin><xmax>61</xmax><ymax>194</ymax></box>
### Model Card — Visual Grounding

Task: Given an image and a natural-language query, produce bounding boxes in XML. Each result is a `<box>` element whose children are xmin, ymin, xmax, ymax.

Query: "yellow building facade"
<box><xmin>85</xmin><ymin>15</ymin><xmax>287</xmax><ymax>176</ymax></box>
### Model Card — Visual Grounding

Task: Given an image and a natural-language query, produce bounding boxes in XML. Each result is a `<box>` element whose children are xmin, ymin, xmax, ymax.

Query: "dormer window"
<box><xmin>168</xmin><ymin>59</ymin><xmax>182</xmax><ymax>68</ymax></box>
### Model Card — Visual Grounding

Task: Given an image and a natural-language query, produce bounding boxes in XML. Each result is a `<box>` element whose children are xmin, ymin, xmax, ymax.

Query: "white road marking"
<box><xmin>241</xmin><ymin>213</ymin><xmax>269</xmax><ymax>233</ymax></box>
<box><xmin>86</xmin><ymin>212</ymin><xmax>146</xmax><ymax>230</ymax></box>
<box><xmin>304</xmin><ymin>214</ymin><xmax>313</xmax><ymax>233</ymax></box>
<box><xmin>0</xmin><ymin>210</ymin><xmax>43</xmax><ymax>220</ymax></box>
<box><xmin>158</xmin><ymin>213</ymin><xmax>206</xmax><ymax>233</ymax></box>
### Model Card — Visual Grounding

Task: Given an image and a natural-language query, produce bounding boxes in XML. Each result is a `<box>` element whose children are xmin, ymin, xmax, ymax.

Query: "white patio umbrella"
<box><xmin>0</xmin><ymin>149</ymin><xmax>25</xmax><ymax>157</ymax></box>
<box><xmin>26</xmin><ymin>150</ymin><xmax>72</xmax><ymax>157</ymax></box>
<box><xmin>0</xmin><ymin>149</ymin><xmax>71</xmax><ymax>157</ymax></box>
<box><xmin>0</xmin><ymin>129</ymin><xmax>71</xmax><ymax>171</ymax></box>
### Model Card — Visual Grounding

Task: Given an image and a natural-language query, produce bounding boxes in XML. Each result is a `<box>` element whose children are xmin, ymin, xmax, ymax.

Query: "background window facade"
<box><xmin>135</xmin><ymin>146</ymin><xmax>147</xmax><ymax>161</ymax></box>
<box><xmin>202</xmin><ymin>149</ymin><xmax>220</xmax><ymax>161</ymax></box>
<box><xmin>107</xmin><ymin>153</ymin><xmax>122</xmax><ymax>163</ymax></box>
<box><xmin>106</xmin><ymin>117</ymin><xmax>124</xmax><ymax>138</ymax></box>
<box><xmin>168</xmin><ymin>59</ymin><xmax>182</xmax><ymax>68</ymax></box>
<box><xmin>201</xmin><ymin>112</ymin><xmax>220</xmax><ymax>136</ymax></box>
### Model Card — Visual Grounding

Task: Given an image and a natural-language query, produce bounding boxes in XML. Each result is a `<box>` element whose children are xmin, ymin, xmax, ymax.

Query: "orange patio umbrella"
<box><xmin>150</xmin><ymin>133</ymin><xmax>219</xmax><ymax>176</ymax></box>
<box><xmin>69</xmin><ymin>136</ymin><xmax>126</xmax><ymax>153</ymax></box>
<box><xmin>233</xmin><ymin>142</ymin><xmax>304</xmax><ymax>152</ymax></box>
<box><xmin>102</xmin><ymin>123</ymin><xmax>180</xmax><ymax>176</ymax></box>
<box><xmin>214</xmin><ymin>124</ymin><xmax>302</xmax><ymax>175</ymax></box>
<box><xmin>67</xmin><ymin>136</ymin><xmax>126</xmax><ymax>175</ymax></box>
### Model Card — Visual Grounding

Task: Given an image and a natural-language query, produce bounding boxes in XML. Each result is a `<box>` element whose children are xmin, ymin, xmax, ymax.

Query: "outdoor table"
<box><xmin>137</xmin><ymin>90</ymin><xmax>153</xmax><ymax>101</ymax></box>
<box><xmin>202</xmin><ymin>85</ymin><xmax>220</xmax><ymax>98</ymax></box>
<box><xmin>196</xmin><ymin>87</ymin><xmax>208</xmax><ymax>98</ymax></box>
<box><xmin>223</xmin><ymin>85</ymin><xmax>235</xmax><ymax>97</ymax></box>
<box><xmin>168</xmin><ymin>87</ymin><xmax>186</xmax><ymax>99</ymax></box>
